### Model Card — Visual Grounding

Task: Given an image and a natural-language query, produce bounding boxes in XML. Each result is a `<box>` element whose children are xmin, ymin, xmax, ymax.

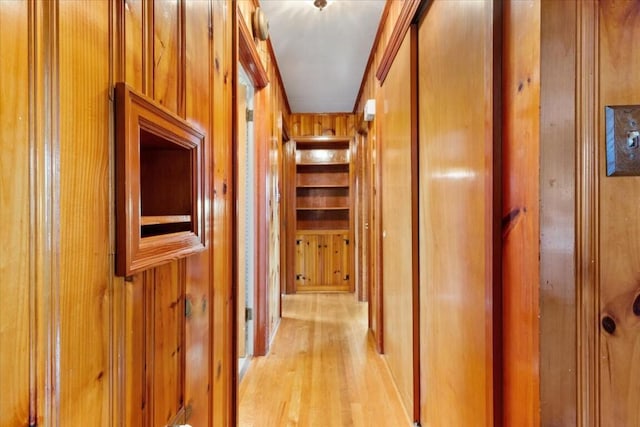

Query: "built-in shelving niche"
<box><xmin>115</xmin><ymin>82</ymin><xmax>205</xmax><ymax>276</ymax></box>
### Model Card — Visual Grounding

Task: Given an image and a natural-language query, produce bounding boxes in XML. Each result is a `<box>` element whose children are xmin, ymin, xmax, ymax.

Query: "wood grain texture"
<box><xmin>418</xmin><ymin>1</ymin><xmax>497</xmax><ymax>425</ymax></box>
<box><xmin>294</xmin><ymin>232</ymin><xmax>350</xmax><ymax>292</ymax></box>
<box><xmin>148</xmin><ymin>263</ymin><xmax>186</xmax><ymax>426</ymax></box>
<box><xmin>0</xmin><ymin>2</ymin><xmax>30</xmax><ymax>425</ymax></box>
<box><xmin>124</xmin><ymin>274</ymin><xmax>146</xmax><ymax>426</ymax></box>
<box><xmin>183</xmin><ymin>2</ymin><xmax>213</xmax><ymax>424</ymax></box>
<box><xmin>2</xmin><ymin>0</ymin><xmax>230</xmax><ymax>424</ymax></box>
<box><xmin>369</xmin><ymin>120</ymin><xmax>383</xmax><ymax>353</ymax></box>
<box><xmin>283</xmin><ymin>140</ymin><xmax>297</xmax><ymax>294</ymax></box>
<box><xmin>575</xmin><ymin>2</ymin><xmax>599</xmax><ymax>425</ymax></box>
<box><xmin>379</xmin><ymin>30</ymin><xmax>415</xmax><ymax>417</ymax></box>
<box><xmin>124</xmin><ymin>0</ymin><xmax>143</xmax><ymax>92</ymax></box>
<box><xmin>212</xmin><ymin>0</ymin><xmax>235</xmax><ymax>424</ymax></box>
<box><xmin>238</xmin><ymin>294</ymin><xmax>411</xmax><ymax>426</ymax></box>
<box><xmin>598</xmin><ymin>1</ymin><xmax>640</xmax><ymax>425</ymax></box>
<box><xmin>290</xmin><ymin>113</ymin><xmax>356</xmax><ymax>138</ymax></box>
<box><xmin>58</xmin><ymin>2</ymin><xmax>112</xmax><ymax>425</ymax></box>
<box><xmin>502</xmin><ymin>1</ymin><xmax>541</xmax><ymax>425</ymax></box>
<box><xmin>539</xmin><ymin>0</ymin><xmax>578</xmax><ymax>424</ymax></box>
<box><xmin>153</xmin><ymin>0</ymin><xmax>181</xmax><ymax>112</ymax></box>
<box><xmin>267</xmin><ymin>60</ymin><xmax>283</xmax><ymax>341</ymax></box>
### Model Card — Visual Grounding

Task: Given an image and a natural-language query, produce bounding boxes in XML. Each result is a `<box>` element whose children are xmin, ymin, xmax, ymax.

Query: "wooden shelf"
<box><xmin>140</xmin><ymin>215</ymin><xmax>191</xmax><ymax>226</ymax></box>
<box><xmin>297</xmin><ymin>184</ymin><xmax>349</xmax><ymax>189</ymax></box>
<box><xmin>115</xmin><ymin>82</ymin><xmax>206</xmax><ymax>276</ymax></box>
<box><xmin>296</xmin><ymin>229</ymin><xmax>349</xmax><ymax>235</ymax></box>
<box><xmin>296</xmin><ymin>207</ymin><xmax>349</xmax><ymax>211</ymax></box>
<box><xmin>297</xmin><ymin>161</ymin><xmax>349</xmax><ymax>167</ymax></box>
<box><xmin>290</xmin><ymin>137</ymin><xmax>353</xmax><ymax>293</ymax></box>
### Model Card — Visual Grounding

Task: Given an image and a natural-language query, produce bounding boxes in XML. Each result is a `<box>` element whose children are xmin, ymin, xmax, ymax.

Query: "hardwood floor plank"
<box><xmin>238</xmin><ymin>294</ymin><xmax>411</xmax><ymax>426</ymax></box>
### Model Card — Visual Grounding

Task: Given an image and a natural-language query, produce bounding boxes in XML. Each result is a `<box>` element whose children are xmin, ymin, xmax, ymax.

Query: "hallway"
<box><xmin>238</xmin><ymin>294</ymin><xmax>410</xmax><ymax>427</ymax></box>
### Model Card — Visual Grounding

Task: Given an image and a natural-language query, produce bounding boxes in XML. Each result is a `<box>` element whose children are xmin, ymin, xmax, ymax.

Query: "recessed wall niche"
<box><xmin>115</xmin><ymin>82</ymin><xmax>205</xmax><ymax>276</ymax></box>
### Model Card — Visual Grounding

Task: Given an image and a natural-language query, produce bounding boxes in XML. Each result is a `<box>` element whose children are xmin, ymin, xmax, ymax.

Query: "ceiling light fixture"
<box><xmin>313</xmin><ymin>0</ymin><xmax>328</xmax><ymax>11</ymax></box>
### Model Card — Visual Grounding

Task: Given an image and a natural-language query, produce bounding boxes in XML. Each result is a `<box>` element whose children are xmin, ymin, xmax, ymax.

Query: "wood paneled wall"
<box><xmin>502</xmin><ymin>1</ymin><xmax>541</xmax><ymax>425</ymax></box>
<box><xmin>539</xmin><ymin>0</ymin><xmax>577</xmax><ymax>424</ymax></box>
<box><xmin>378</xmin><ymin>30</ymin><xmax>416</xmax><ymax>417</ymax></box>
<box><xmin>353</xmin><ymin>0</ymin><xmax>401</xmax><ymax>357</ymax></box>
<box><xmin>211</xmin><ymin>0</ymin><xmax>235</xmax><ymax>424</ymax></box>
<box><xmin>236</xmin><ymin>0</ymin><xmax>290</xmax><ymax>355</ymax></box>
<box><xmin>0</xmin><ymin>2</ymin><xmax>33</xmax><ymax>425</ymax></box>
<box><xmin>597</xmin><ymin>1</ymin><xmax>640</xmax><ymax>424</ymax></box>
<box><xmin>59</xmin><ymin>2</ymin><xmax>112</xmax><ymax>424</ymax></box>
<box><xmin>354</xmin><ymin>0</ymin><xmax>640</xmax><ymax>425</ymax></box>
<box><xmin>289</xmin><ymin>113</ymin><xmax>357</xmax><ymax>138</ymax></box>
<box><xmin>0</xmin><ymin>0</ymin><xmax>235</xmax><ymax>425</ymax></box>
<box><xmin>417</xmin><ymin>2</ymin><xmax>499</xmax><ymax>424</ymax></box>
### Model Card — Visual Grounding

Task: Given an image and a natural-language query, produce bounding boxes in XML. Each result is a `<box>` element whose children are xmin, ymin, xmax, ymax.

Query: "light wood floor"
<box><xmin>238</xmin><ymin>293</ymin><xmax>411</xmax><ymax>427</ymax></box>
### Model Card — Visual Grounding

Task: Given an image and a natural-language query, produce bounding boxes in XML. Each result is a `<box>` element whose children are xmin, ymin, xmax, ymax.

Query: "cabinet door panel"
<box><xmin>305</xmin><ymin>235</ymin><xmax>319</xmax><ymax>287</ymax></box>
<box><xmin>294</xmin><ymin>233</ymin><xmax>350</xmax><ymax>292</ymax></box>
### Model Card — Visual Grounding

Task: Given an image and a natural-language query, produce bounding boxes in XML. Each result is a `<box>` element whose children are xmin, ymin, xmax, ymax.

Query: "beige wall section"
<box><xmin>378</xmin><ymin>31</ymin><xmax>415</xmax><ymax>415</ymax></box>
<box><xmin>0</xmin><ymin>2</ymin><xmax>30</xmax><ymax>425</ymax></box>
<box><xmin>598</xmin><ymin>2</ymin><xmax>640</xmax><ymax>425</ymax></box>
<box><xmin>418</xmin><ymin>1</ymin><xmax>496</xmax><ymax>425</ymax></box>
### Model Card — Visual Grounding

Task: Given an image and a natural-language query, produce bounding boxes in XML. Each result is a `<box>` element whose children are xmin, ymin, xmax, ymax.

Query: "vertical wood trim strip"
<box><xmin>178</xmin><ymin>0</ymin><xmax>186</xmax><ymax>117</ymax></box>
<box><xmin>409</xmin><ymin>25</ymin><xmax>421</xmax><ymax>424</ymax></box>
<box><xmin>180</xmin><ymin>260</ymin><xmax>187</xmax><ymax>412</ymax></box>
<box><xmin>28</xmin><ymin>2</ymin><xmax>38</xmax><ymax>423</ymax></box>
<box><xmin>491</xmin><ymin>0</ymin><xmax>504</xmax><ymax>425</ymax></box>
<box><xmin>29</xmin><ymin>1</ymin><xmax>40</xmax><ymax>424</ymax></box>
<box><xmin>375</xmin><ymin>110</ymin><xmax>384</xmax><ymax>354</ymax></box>
<box><xmin>576</xmin><ymin>1</ymin><xmax>599</xmax><ymax>426</ymax></box>
<box><xmin>144</xmin><ymin>270</ymin><xmax>154</xmax><ymax>427</ymax></box>
<box><xmin>109</xmin><ymin>0</ymin><xmax>125</xmax><ymax>424</ymax></box>
<box><xmin>28</xmin><ymin>0</ymin><xmax>62</xmax><ymax>424</ymax></box>
<box><xmin>45</xmin><ymin>4</ymin><xmax>61</xmax><ymax>423</ymax></box>
<box><xmin>142</xmin><ymin>0</ymin><xmax>154</xmax><ymax>96</ymax></box>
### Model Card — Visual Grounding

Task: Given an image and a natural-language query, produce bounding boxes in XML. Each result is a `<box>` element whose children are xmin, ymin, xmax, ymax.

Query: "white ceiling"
<box><xmin>259</xmin><ymin>0</ymin><xmax>386</xmax><ymax>113</ymax></box>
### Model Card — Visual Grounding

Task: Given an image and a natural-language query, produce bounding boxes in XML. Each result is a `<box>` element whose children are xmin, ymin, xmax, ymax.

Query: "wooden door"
<box><xmin>379</xmin><ymin>27</ymin><xmax>417</xmax><ymax>418</ymax></box>
<box><xmin>295</xmin><ymin>234</ymin><xmax>318</xmax><ymax>289</ymax></box>
<box><xmin>417</xmin><ymin>1</ymin><xmax>500</xmax><ymax>425</ymax></box>
<box><xmin>294</xmin><ymin>232</ymin><xmax>351</xmax><ymax>292</ymax></box>
<box><xmin>333</xmin><ymin>234</ymin><xmax>352</xmax><ymax>286</ymax></box>
<box><xmin>320</xmin><ymin>235</ymin><xmax>334</xmax><ymax>286</ymax></box>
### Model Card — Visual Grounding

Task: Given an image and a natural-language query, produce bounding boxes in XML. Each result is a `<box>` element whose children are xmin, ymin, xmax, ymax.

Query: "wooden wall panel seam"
<box><xmin>409</xmin><ymin>24</ymin><xmax>421</xmax><ymax>424</ymax></box>
<box><xmin>491</xmin><ymin>0</ymin><xmax>503</xmax><ymax>425</ymax></box>
<box><xmin>108</xmin><ymin>1</ymin><xmax>126</xmax><ymax>425</ymax></box>
<box><xmin>142</xmin><ymin>0</ymin><xmax>153</xmax><ymax>96</ymax></box>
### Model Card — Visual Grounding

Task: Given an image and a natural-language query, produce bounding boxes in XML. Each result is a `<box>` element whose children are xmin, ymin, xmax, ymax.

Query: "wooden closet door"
<box><xmin>417</xmin><ymin>1</ymin><xmax>500</xmax><ymax>425</ymax></box>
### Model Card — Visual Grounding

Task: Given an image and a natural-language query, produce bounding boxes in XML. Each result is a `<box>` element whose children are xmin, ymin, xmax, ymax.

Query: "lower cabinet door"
<box><xmin>294</xmin><ymin>232</ymin><xmax>350</xmax><ymax>292</ymax></box>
